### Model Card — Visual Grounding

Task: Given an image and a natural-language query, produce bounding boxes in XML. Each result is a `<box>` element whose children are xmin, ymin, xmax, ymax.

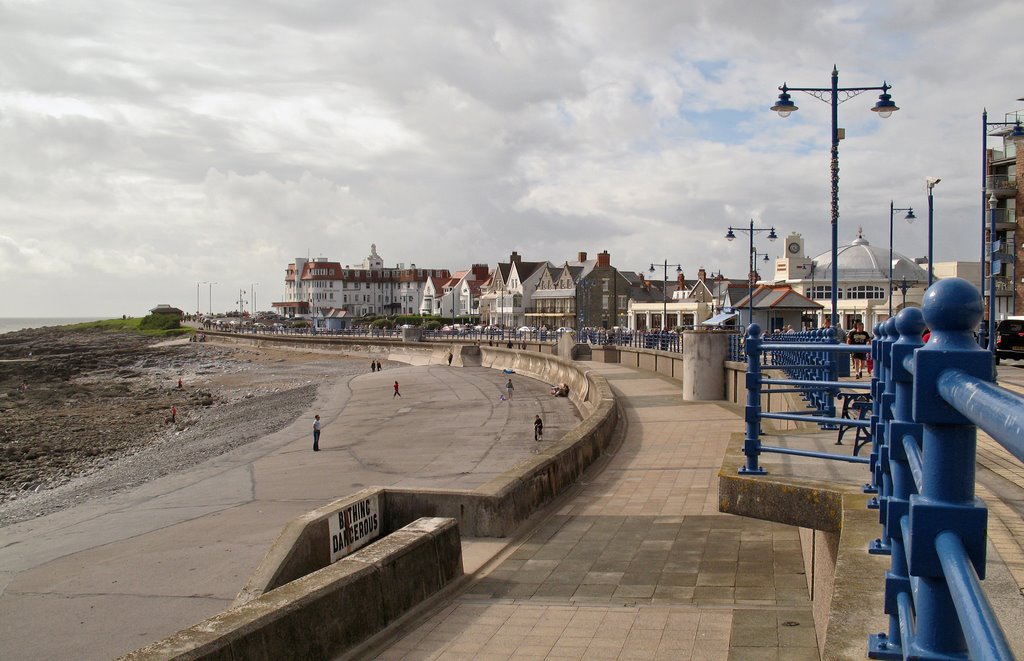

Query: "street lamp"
<box><xmin>576</xmin><ymin>279</ymin><xmax>596</xmax><ymax>330</ymax></box>
<box><xmin>725</xmin><ymin>219</ymin><xmax>777</xmax><ymax>326</ymax></box>
<box><xmin>895</xmin><ymin>276</ymin><xmax>912</xmax><ymax>309</ymax></box>
<box><xmin>770</xmin><ymin>66</ymin><xmax>898</xmax><ymax>327</ymax></box>
<box><xmin>648</xmin><ymin>261</ymin><xmax>683</xmax><ymax>331</ymax></box>
<box><xmin>987</xmin><ymin>193</ymin><xmax>998</xmax><ymax>350</ymax></box>
<box><xmin>207</xmin><ymin>282</ymin><xmax>217</xmax><ymax>315</ymax></box>
<box><xmin>197</xmin><ymin>281</ymin><xmax>206</xmax><ymax>317</ymax></box>
<box><xmin>925</xmin><ymin>177</ymin><xmax>941</xmax><ymax>287</ymax></box>
<box><xmin>888</xmin><ymin>202</ymin><xmax>916</xmax><ymax>316</ymax></box>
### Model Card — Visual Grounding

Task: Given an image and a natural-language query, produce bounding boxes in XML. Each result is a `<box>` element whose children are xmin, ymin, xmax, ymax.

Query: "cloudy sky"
<box><xmin>1</xmin><ymin>0</ymin><xmax>1022</xmax><ymax>317</ymax></box>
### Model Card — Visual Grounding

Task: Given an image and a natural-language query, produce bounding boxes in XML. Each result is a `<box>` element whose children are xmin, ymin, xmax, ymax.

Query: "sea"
<box><xmin>0</xmin><ymin>317</ymin><xmax>111</xmax><ymax>336</ymax></box>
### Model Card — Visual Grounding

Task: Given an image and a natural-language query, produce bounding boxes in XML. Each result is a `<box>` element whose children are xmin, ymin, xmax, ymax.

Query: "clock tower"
<box><xmin>774</xmin><ymin>233</ymin><xmax>813</xmax><ymax>282</ymax></box>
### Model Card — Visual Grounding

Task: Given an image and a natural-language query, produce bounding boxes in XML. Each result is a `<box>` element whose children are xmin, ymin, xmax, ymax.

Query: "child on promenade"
<box><xmin>313</xmin><ymin>414</ymin><xmax>321</xmax><ymax>451</ymax></box>
<box><xmin>393</xmin><ymin>381</ymin><xmax>401</xmax><ymax>398</ymax></box>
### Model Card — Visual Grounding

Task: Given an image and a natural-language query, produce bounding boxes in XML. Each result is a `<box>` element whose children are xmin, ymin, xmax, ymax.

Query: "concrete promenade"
<box><xmin>367</xmin><ymin>363</ymin><xmax>820</xmax><ymax>660</ymax></box>
<box><xmin>0</xmin><ymin>364</ymin><xmax>579</xmax><ymax>660</ymax></box>
<box><xmin>364</xmin><ymin>362</ymin><xmax>1024</xmax><ymax>660</ymax></box>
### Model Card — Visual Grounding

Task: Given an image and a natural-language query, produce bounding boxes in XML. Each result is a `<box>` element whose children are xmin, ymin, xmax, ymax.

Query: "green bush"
<box><xmin>422</xmin><ymin>320</ymin><xmax>442</xmax><ymax>330</ymax></box>
<box><xmin>138</xmin><ymin>314</ymin><xmax>181</xmax><ymax>331</ymax></box>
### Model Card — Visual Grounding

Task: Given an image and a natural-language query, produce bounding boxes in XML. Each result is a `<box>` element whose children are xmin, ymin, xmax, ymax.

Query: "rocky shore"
<box><xmin>0</xmin><ymin>327</ymin><xmax>363</xmax><ymax>526</ymax></box>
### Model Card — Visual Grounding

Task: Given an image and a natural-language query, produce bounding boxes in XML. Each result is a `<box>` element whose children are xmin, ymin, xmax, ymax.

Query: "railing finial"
<box><xmin>894</xmin><ymin>306</ymin><xmax>925</xmax><ymax>344</ymax></box>
<box><xmin>922</xmin><ymin>278</ymin><xmax>983</xmax><ymax>348</ymax></box>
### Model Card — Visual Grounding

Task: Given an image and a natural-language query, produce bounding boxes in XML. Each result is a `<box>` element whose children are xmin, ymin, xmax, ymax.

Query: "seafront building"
<box><xmin>770</xmin><ymin>231</ymin><xmax>931</xmax><ymax>330</ymax></box>
<box><xmin>271</xmin><ymin>244</ymin><xmax>450</xmax><ymax>319</ymax></box>
<box><xmin>984</xmin><ymin>107</ymin><xmax>1024</xmax><ymax>321</ymax></box>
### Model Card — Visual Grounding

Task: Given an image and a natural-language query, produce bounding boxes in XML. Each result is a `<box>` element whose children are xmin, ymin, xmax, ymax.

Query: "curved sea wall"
<box><xmin>123</xmin><ymin>333</ymin><xmax>619</xmax><ymax>661</ymax></box>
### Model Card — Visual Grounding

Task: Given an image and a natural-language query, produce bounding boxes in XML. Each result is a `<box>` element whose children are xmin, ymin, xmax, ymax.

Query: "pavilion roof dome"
<box><xmin>809</xmin><ymin>232</ymin><xmax>929</xmax><ymax>283</ymax></box>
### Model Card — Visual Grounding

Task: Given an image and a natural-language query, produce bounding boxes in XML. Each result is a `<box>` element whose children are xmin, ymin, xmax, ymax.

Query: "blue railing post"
<box><xmin>868</xmin><ymin>319</ymin><xmax>892</xmax><ymax>515</ymax></box>
<box><xmin>741</xmin><ymin>323</ymin><xmax>766</xmax><ymax>475</ymax></box>
<box><xmin>868</xmin><ymin>309</ymin><xmax>925</xmax><ymax>658</ymax></box>
<box><xmin>905</xmin><ymin>279</ymin><xmax>992</xmax><ymax>658</ymax></box>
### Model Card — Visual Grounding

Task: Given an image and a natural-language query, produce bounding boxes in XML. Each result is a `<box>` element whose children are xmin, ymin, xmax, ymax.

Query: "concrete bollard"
<box><xmin>681</xmin><ymin>331</ymin><xmax>729</xmax><ymax>401</ymax></box>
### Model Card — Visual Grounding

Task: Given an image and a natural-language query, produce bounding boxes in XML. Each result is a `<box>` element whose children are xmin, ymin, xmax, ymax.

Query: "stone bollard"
<box><xmin>681</xmin><ymin>330</ymin><xmax>730</xmax><ymax>401</ymax></box>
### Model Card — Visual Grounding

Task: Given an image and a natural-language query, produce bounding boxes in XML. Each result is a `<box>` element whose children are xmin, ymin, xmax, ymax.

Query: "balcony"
<box><xmin>990</xmin><ymin>276</ymin><xmax>1015</xmax><ymax>297</ymax></box>
<box><xmin>986</xmin><ymin>174</ymin><xmax>1017</xmax><ymax>198</ymax></box>
<box><xmin>988</xmin><ymin>207</ymin><xmax>1019</xmax><ymax>231</ymax></box>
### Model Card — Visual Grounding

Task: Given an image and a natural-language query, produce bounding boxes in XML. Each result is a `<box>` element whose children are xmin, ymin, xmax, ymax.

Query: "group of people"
<box><xmin>369</xmin><ymin>359</ymin><xmax>383</xmax><ymax>372</ymax></box>
<box><xmin>549</xmin><ymin>382</ymin><xmax>569</xmax><ymax>397</ymax></box>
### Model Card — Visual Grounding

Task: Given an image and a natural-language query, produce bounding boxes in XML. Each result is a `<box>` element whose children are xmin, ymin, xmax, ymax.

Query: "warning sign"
<box><xmin>328</xmin><ymin>495</ymin><xmax>381</xmax><ymax>563</ymax></box>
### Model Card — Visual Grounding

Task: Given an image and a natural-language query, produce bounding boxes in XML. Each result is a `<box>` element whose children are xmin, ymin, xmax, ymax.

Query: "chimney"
<box><xmin>698</xmin><ymin>268</ymin><xmax>707</xmax><ymax>282</ymax></box>
<box><xmin>510</xmin><ymin>251</ymin><xmax>521</xmax><ymax>265</ymax></box>
<box><xmin>677</xmin><ymin>272</ymin><xmax>685</xmax><ymax>288</ymax></box>
<box><xmin>596</xmin><ymin>251</ymin><xmax>610</xmax><ymax>267</ymax></box>
<box><xmin>578</xmin><ymin>251</ymin><xmax>588</xmax><ymax>262</ymax></box>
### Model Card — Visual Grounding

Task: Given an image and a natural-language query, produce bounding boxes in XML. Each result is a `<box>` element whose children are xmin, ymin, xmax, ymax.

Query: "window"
<box><xmin>808</xmin><ymin>286</ymin><xmax>836</xmax><ymax>300</ymax></box>
<box><xmin>846</xmin><ymin>285</ymin><xmax>885</xmax><ymax>300</ymax></box>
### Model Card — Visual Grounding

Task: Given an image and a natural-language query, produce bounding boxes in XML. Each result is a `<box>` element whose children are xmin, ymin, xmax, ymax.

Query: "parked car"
<box><xmin>995</xmin><ymin>318</ymin><xmax>1024</xmax><ymax>361</ymax></box>
<box><xmin>556</xmin><ymin>327</ymin><xmax>574</xmax><ymax>333</ymax></box>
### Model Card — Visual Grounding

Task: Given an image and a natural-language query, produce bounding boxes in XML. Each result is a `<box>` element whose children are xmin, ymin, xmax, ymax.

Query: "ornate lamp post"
<box><xmin>888</xmin><ymin>203</ymin><xmax>916</xmax><ymax>316</ymax></box>
<box><xmin>770</xmin><ymin>66</ymin><xmax>899</xmax><ymax>327</ymax></box>
<box><xmin>725</xmin><ymin>219</ymin><xmax>777</xmax><ymax>326</ymax></box>
<box><xmin>648</xmin><ymin>260</ymin><xmax>683</xmax><ymax>330</ymax></box>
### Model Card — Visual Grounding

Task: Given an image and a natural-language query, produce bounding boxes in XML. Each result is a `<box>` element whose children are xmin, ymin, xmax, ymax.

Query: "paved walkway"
<box><xmin>370</xmin><ymin>364</ymin><xmax>820</xmax><ymax>660</ymax></box>
<box><xmin>0</xmin><ymin>364</ymin><xmax>578</xmax><ymax>661</ymax></box>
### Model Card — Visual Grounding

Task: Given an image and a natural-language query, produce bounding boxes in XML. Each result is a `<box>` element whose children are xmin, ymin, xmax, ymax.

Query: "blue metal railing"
<box><xmin>743</xmin><ymin>277</ymin><xmax>1022</xmax><ymax>659</ymax></box>
<box><xmin>865</xmin><ymin>279</ymin><xmax>1021</xmax><ymax>660</ymax></box>
<box><xmin>741</xmin><ymin>327</ymin><xmax>871</xmax><ymax>472</ymax></box>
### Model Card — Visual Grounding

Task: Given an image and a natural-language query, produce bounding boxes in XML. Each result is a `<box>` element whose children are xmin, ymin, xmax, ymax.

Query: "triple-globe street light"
<box><xmin>770</xmin><ymin>66</ymin><xmax>899</xmax><ymax>327</ymax></box>
<box><xmin>725</xmin><ymin>220</ymin><xmax>777</xmax><ymax>326</ymax></box>
<box><xmin>648</xmin><ymin>261</ymin><xmax>683</xmax><ymax>331</ymax></box>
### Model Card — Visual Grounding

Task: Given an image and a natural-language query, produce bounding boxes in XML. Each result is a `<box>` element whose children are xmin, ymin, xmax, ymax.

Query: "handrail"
<box><xmin>935</xmin><ymin>531</ymin><xmax>1015</xmax><ymax>660</ymax></box>
<box><xmin>936</xmin><ymin>370</ymin><xmax>1024</xmax><ymax>463</ymax></box>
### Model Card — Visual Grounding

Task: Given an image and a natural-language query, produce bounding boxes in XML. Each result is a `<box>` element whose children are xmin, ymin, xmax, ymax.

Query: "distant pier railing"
<box><xmin>742</xmin><ymin>277</ymin><xmax>1022</xmax><ymax>660</ymax></box>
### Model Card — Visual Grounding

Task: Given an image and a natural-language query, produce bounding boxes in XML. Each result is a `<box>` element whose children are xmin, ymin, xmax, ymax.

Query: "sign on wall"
<box><xmin>328</xmin><ymin>495</ymin><xmax>381</xmax><ymax>563</ymax></box>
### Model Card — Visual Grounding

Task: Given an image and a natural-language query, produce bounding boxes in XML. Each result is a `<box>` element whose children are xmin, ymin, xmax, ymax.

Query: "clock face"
<box><xmin>788</xmin><ymin>242</ymin><xmax>801</xmax><ymax>254</ymax></box>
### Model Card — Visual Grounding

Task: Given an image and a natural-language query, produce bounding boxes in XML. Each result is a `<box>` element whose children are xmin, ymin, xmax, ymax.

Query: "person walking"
<box><xmin>534</xmin><ymin>414</ymin><xmax>544</xmax><ymax>441</ymax></box>
<box><xmin>312</xmin><ymin>414</ymin><xmax>321</xmax><ymax>451</ymax></box>
<box><xmin>505</xmin><ymin>378</ymin><xmax>514</xmax><ymax>401</ymax></box>
<box><xmin>171</xmin><ymin>405</ymin><xmax>177</xmax><ymax>424</ymax></box>
<box><xmin>370</xmin><ymin>359</ymin><xmax>376</xmax><ymax>372</ymax></box>
<box><xmin>393</xmin><ymin>380</ymin><xmax>401</xmax><ymax>398</ymax></box>
<box><xmin>375</xmin><ymin>360</ymin><xmax>382</xmax><ymax>372</ymax></box>
<box><xmin>447</xmin><ymin>351</ymin><xmax>453</xmax><ymax>366</ymax></box>
<box><xmin>847</xmin><ymin>321</ymin><xmax>871</xmax><ymax>379</ymax></box>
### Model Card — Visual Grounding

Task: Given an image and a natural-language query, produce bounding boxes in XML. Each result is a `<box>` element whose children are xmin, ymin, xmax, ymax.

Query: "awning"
<box><xmin>701</xmin><ymin>311</ymin><xmax>738</xmax><ymax>326</ymax></box>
